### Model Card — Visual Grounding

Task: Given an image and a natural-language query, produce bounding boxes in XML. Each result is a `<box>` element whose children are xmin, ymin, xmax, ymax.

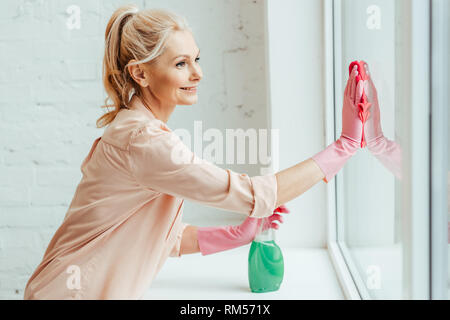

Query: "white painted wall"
<box><xmin>264</xmin><ymin>0</ymin><xmax>327</xmax><ymax>248</ymax></box>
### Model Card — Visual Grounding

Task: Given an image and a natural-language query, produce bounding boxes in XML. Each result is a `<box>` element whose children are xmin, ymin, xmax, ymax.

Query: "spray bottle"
<box><xmin>248</xmin><ymin>216</ymin><xmax>284</xmax><ymax>293</ymax></box>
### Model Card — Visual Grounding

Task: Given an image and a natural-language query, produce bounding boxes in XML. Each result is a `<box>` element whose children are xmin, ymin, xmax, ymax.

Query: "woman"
<box><xmin>24</xmin><ymin>5</ymin><xmax>375</xmax><ymax>300</ymax></box>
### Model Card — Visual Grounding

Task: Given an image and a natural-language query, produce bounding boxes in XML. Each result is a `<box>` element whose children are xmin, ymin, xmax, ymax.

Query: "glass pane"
<box><xmin>447</xmin><ymin>0</ymin><xmax>450</xmax><ymax>300</ymax></box>
<box><xmin>431</xmin><ymin>0</ymin><xmax>449</xmax><ymax>300</ymax></box>
<box><xmin>448</xmin><ymin>78</ymin><xmax>450</xmax><ymax>299</ymax></box>
<box><xmin>336</xmin><ymin>0</ymin><xmax>406</xmax><ymax>299</ymax></box>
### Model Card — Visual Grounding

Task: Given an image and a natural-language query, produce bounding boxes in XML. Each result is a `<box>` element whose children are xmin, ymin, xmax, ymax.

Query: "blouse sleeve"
<box><xmin>128</xmin><ymin>124</ymin><xmax>278</xmax><ymax>218</ymax></box>
<box><xmin>169</xmin><ymin>222</ymin><xmax>189</xmax><ymax>258</ymax></box>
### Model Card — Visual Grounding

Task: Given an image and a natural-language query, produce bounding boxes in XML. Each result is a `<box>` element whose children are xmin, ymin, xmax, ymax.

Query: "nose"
<box><xmin>190</xmin><ymin>63</ymin><xmax>202</xmax><ymax>81</ymax></box>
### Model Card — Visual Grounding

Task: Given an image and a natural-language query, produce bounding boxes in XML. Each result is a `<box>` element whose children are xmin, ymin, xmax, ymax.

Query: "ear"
<box><xmin>128</xmin><ymin>60</ymin><xmax>150</xmax><ymax>87</ymax></box>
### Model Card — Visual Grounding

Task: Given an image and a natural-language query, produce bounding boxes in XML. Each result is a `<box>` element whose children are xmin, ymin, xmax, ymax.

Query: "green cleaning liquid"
<box><xmin>248</xmin><ymin>238</ymin><xmax>284</xmax><ymax>293</ymax></box>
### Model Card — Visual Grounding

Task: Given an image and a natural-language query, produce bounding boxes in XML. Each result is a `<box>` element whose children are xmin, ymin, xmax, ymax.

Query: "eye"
<box><xmin>176</xmin><ymin>57</ymin><xmax>200</xmax><ymax>68</ymax></box>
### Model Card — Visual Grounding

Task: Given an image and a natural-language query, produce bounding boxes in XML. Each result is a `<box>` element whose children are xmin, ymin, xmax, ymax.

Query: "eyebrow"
<box><xmin>173</xmin><ymin>49</ymin><xmax>200</xmax><ymax>61</ymax></box>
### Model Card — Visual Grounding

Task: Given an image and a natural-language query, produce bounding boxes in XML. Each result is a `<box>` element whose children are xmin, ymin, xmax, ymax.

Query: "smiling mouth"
<box><xmin>180</xmin><ymin>87</ymin><xmax>197</xmax><ymax>92</ymax></box>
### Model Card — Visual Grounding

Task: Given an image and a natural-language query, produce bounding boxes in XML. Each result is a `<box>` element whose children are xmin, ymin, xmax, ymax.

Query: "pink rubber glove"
<box><xmin>197</xmin><ymin>205</ymin><xmax>290</xmax><ymax>256</ymax></box>
<box><xmin>357</xmin><ymin>61</ymin><xmax>403</xmax><ymax>179</ymax></box>
<box><xmin>312</xmin><ymin>63</ymin><xmax>364</xmax><ymax>183</ymax></box>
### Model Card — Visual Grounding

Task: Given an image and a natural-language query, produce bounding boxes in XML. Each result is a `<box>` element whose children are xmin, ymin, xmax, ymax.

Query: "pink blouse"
<box><xmin>23</xmin><ymin>95</ymin><xmax>278</xmax><ymax>300</ymax></box>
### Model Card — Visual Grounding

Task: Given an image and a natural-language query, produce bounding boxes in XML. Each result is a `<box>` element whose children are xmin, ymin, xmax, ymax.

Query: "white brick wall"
<box><xmin>0</xmin><ymin>0</ymin><xmax>282</xmax><ymax>300</ymax></box>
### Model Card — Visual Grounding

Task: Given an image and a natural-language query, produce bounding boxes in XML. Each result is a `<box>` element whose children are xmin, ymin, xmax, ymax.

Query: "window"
<box><xmin>327</xmin><ymin>0</ymin><xmax>449</xmax><ymax>299</ymax></box>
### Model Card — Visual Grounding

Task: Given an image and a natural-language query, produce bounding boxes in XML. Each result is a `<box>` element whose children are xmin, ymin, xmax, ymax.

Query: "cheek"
<box><xmin>173</xmin><ymin>74</ymin><xmax>187</xmax><ymax>90</ymax></box>
<box><xmin>162</xmin><ymin>72</ymin><xmax>184</xmax><ymax>93</ymax></box>
<box><xmin>154</xmin><ymin>69</ymin><xmax>191</xmax><ymax>100</ymax></box>
<box><xmin>172</xmin><ymin>76</ymin><xmax>190</xmax><ymax>97</ymax></box>
<box><xmin>151</xmin><ymin>69</ymin><xmax>179</xmax><ymax>92</ymax></box>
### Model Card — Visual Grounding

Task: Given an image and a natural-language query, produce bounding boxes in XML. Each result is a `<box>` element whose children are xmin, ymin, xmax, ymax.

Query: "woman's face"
<box><xmin>142</xmin><ymin>30</ymin><xmax>202</xmax><ymax>106</ymax></box>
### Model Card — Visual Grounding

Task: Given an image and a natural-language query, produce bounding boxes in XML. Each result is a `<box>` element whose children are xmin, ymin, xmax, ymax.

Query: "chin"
<box><xmin>180</xmin><ymin>99</ymin><xmax>198</xmax><ymax>105</ymax></box>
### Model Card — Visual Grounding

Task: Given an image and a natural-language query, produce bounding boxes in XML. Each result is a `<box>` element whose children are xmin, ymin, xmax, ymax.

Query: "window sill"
<box><xmin>142</xmin><ymin>246</ymin><xmax>344</xmax><ymax>300</ymax></box>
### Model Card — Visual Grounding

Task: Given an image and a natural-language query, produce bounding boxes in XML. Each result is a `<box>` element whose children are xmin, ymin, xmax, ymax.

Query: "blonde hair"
<box><xmin>97</xmin><ymin>4</ymin><xmax>191</xmax><ymax>128</ymax></box>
